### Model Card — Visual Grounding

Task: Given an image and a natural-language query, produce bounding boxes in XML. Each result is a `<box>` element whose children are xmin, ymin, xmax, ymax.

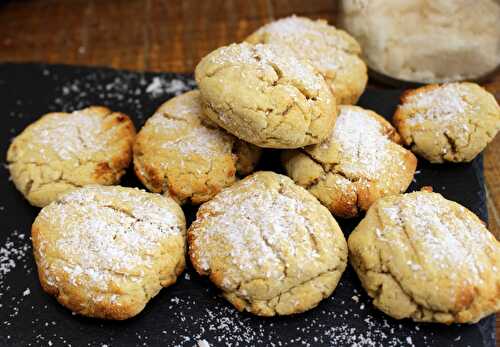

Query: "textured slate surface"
<box><xmin>0</xmin><ymin>63</ymin><xmax>495</xmax><ymax>347</ymax></box>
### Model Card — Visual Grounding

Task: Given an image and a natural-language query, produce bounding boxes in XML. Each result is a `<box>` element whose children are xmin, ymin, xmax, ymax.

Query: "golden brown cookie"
<box><xmin>188</xmin><ymin>171</ymin><xmax>347</xmax><ymax>316</ymax></box>
<box><xmin>195</xmin><ymin>42</ymin><xmax>337</xmax><ymax>149</ymax></box>
<box><xmin>7</xmin><ymin>106</ymin><xmax>136</xmax><ymax>207</ymax></box>
<box><xmin>348</xmin><ymin>191</ymin><xmax>500</xmax><ymax>324</ymax></box>
<box><xmin>133</xmin><ymin>90</ymin><xmax>261</xmax><ymax>205</ymax></box>
<box><xmin>394</xmin><ymin>82</ymin><xmax>500</xmax><ymax>163</ymax></box>
<box><xmin>32</xmin><ymin>185</ymin><xmax>186</xmax><ymax>320</ymax></box>
<box><xmin>246</xmin><ymin>15</ymin><xmax>368</xmax><ymax>105</ymax></box>
<box><xmin>283</xmin><ymin>105</ymin><xmax>417</xmax><ymax>218</ymax></box>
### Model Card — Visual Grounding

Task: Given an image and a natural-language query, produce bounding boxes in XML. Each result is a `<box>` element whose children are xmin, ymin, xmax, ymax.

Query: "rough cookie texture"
<box><xmin>188</xmin><ymin>171</ymin><xmax>347</xmax><ymax>316</ymax></box>
<box><xmin>246</xmin><ymin>15</ymin><xmax>367</xmax><ymax>105</ymax></box>
<box><xmin>32</xmin><ymin>185</ymin><xmax>186</xmax><ymax>320</ymax></box>
<box><xmin>195</xmin><ymin>42</ymin><xmax>337</xmax><ymax>149</ymax></box>
<box><xmin>283</xmin><ymin>106</ymin><xmax>417</xmax><ymax>218</ymax></box>
<box><xmin>7</xmin><ymin>106</ymin><xmax>136</xmax><ymax>207</ymax></box>
<box><xmin>133</xmin><ymin>90</ymin><xmax>261</xmax><ymax>205</ymax></box>
<box><xmin>348</xmin><ymin>191</ymin><xmax>500</xmax><ymax>324</ymax></box>
<box><xmin>394</xmin><ymin>83</ymin><xmax>500</xmax><ymax>163</ymax></box>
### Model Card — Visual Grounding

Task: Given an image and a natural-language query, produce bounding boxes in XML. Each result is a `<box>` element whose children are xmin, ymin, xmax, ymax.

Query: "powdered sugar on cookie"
<box><xmin>402</xmin><ymin>84</ymin><xmax>473</xmax><ymax>126</ymax></box>
<box><xmin>26</xmin><ymin>109</ymin><xmax>115</xmax><ymax>161</ymax></box>
<box><xmin>35</xmin><ymin>186</ymin><xmax>184</xmax><ymax>292</ymax></box>
<box><xmin>331</xmin><ymin>107</ymin><xmax>390</xmax><ymax>178</ymax></box>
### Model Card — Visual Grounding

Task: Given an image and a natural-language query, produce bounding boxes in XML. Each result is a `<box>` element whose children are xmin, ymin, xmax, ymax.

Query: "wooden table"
<box><xmin>1</xmin><ymin>0</ymin><xmax>499</xmax><ymax>344</ymax></box>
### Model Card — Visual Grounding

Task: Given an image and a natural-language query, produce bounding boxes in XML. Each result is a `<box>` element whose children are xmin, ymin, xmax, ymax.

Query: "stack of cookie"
<box><xmin>6</xmin><ymin>15</ymin><xmax>500</xmax><ymax>326</ymax></box>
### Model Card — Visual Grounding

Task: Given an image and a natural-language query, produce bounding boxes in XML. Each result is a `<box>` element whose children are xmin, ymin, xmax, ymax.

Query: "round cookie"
<box><xmin>348</xmin><ymin>191</ymin><xmax>500</xmax><ymax>324</ymax></box>
<box><xmin>195</xmin><ymin>42</ymin><xmax>337</xmax><ymax>149</ymax></box>
<box><xmin>7</xmin><ymin>106</ymin><xmax>136</xmax><ymax>207</ymax></box>
<box><xmin>246</xmin><ymin>15</ymin><xmax>368</xmax><ymax>105</ymax></box>
<box><xmin>133</xmin><ymin>90</ymin><xmax>261</xmax><ymax>205</ymax></box>
<box><xmin>282</xmin><ymin>105</ymin><xmax>417</xmax><ymax>218</ymax></box>
<box><xmin>32</xmin><ymin>185</ymin><xmax>186</xmax><ymax>320</ymax></box>
<box><xmin>188</xmin><ymin>171</ymin><xmax>348</xmax><ymax>316</ymax></box>
<box><xmin>393</xmin><ymin>82</ymin><xmax>500</xmax><ymax>163</ymax></box>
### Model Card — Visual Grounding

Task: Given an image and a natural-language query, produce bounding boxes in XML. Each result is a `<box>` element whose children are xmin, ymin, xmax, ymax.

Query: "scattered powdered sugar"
<box><xmin>144</xmin><ymin>291</ymin><xmax>434</xmax><ymax>347</ymax></box>
<box><xmin>36</xmin><ymin>186</ymin><xmax>183</xmax><ymax>292</ymax></box>
<box><xmin>331</xmin><ymin>107</ymin><xmax>390</xmax><ymax>178</ymax></box>
<box><xmin>146</xmin><ymin>77</ymin><xmax>191</xmax><ymax>97</ymax></box>
<box><xmin>402</xmin><ymin>84</ymin><xmax>472</xmax><ymax>126</ymax></box>
<box><xmin>0</xmin><ymin>230</ymin><xmax>31</xmax><ymax>290</ymax></box>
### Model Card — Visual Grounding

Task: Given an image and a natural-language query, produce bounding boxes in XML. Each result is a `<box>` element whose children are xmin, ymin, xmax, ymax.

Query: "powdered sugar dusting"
<box><xmin>35</xmin><ymin>186</ymin><xmax>184</xmax><ymax>293</ymax></box>
<box><xmin>162</xmin><ymin>126</ymin><xmax>232</xmax><ymax>157</ymax></box>
<box><xmin>331</xmin><ymin>106</ymin><xmax>390</xmax><ymax>178</ymax></box>
<box><xmin>22</xmin><ymin>109</ymin><xmax>112</xmax><ymax>161</ymax></box>
<box><xmin>208</xmin><ymin>43</ymin><xmax>324</xmax><ymax>96</ymax></box>
<box><xmin>192</xmin><ymin>174</ymin><xmax>328</xmax><ymax>288</ymax></box>
<box><xmin>402</xmin><ymin>84</ymin><xmax>472</xmax><ymax>126</ymax></box>
<box><xmin>378</xmin><ymin>192</ymin><xmax>498</xmax><ymax>287</ymax></box>
<box><xmin>144</xmin><ymin>92</ymin><xmax>234</xmax><ymax>157</ymax></box>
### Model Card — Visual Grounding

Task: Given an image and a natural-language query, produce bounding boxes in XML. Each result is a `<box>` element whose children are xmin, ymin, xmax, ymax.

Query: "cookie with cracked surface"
<box><xmin>188</xmin><ymin>171</ymin><xmax>347</xmax><ymax>316</ymax></box>
<box><xmin>32</xmin><ymin>185</ymin><xmax>186</xmax><ymax>320</ymax></box>
<box><xmin>393</xmin><ymin>82</ymin><xmax>500</xmax><ymax>163</ymax></box>
<box><xmin>246</xmin><ymin>15</ymin><xmax>367</xmax><ymax>105</ymax></box>
<box><xmin>348</xmin><ymin>191</ymin><xmax>500</xmax><ymax>324</ymax></box>
<box><xmin>282</xmin><ymin>105</ymin><xmax>417</xmax><ymax>218</ymax></box>
<box><xmin>133</xmin><ymin>90</ymin><xmax>261</xmax><ymax>205</ymax></box>
<box><xmin>7</xmin><ymin>106</ymin><xmax>136</xmax><ymax>207</ymax></box>
<box><xmin>195</xmin><ymin>42</ymin><xmax>337</xmax><ymax>149</ymax></box>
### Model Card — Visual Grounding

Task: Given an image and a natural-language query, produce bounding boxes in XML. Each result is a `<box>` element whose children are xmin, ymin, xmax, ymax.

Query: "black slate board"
<box><xmin>0</xmin><ymin>63</ymin><xmax>495</xmax><ymax>347</ymax></box>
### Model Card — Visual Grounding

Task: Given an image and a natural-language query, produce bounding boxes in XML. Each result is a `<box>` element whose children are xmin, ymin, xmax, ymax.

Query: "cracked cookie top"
<box><xmin>195</xmin><ymin>42</ymin><xmax>337</xmax><ymax>149</ymax></box>
<box><xmin>282</xmin><ymin>105</ymin><xmax>417</xmax><ymax>218</ymax></box>
<box><xmin>394</xmin><ymin>82</ymin><xmax>500</xmax><ymax>163</ymax></box>
<box><xmin>348</xmin><ymin>191</ymin><xmax>500</xmax><ymax>324</ymax></box>
<box><xmin>246</xmin><ymin>15</ymin><xmax>368</xmax><ymax>105</ymax></box>
<box><xmin>188</xmin><ymin>171</ymin><xmax>347</xmax><ymax>316</ymax></box>
<box><xmin>7</xmin><ymin>106</ymin><xmax>136</xmax><ymax>207</ymax></box>
<box><xmin>32</xmin><ymin>185</ymin><xmax>186</xmax><ymax>320</ymax></box>
<box><xmin>133</xmin><ymin>90</ymin><xmax>261</xmax><ymax>205</ymax></box>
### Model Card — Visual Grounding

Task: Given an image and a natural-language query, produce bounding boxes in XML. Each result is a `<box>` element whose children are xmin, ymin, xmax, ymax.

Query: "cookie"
<box><xmin>7</xmin><ymin>106</ymin><xmax>136</xmax><ymax>207</ymax></box>
<box><xmin>246</xmin><ymin>15</ymin><xmax>367</xmax><ymax>105</ymax></box>
<box><xmin>393</xmin><ymin>82</ymin><xmax>500</xmax><ymax>163</ymax></box>
<box><xmin>32</xmin><ymin>185</ymin><xmax>186</xmax><ymax>320</ymax></box>
<box><xmin>348</xmin><ymin>191</ymin><xmax>500</xmax><ymax>324</ymax></box>
<box><xmin>195</xmin><ymin>42</ymin><xmax>337</xmax><ymax>149</ymax></box>
<box><xmin>282</xmin><ymin>105</ymin><xmax>417</xmax><ymax>218</ymax></box>
<box><xmin>188</xmin><ymin>171</ymin><xmax>347</xmax><ymax>316</ymax></box>
<box><xmin>133</xmin><ymin>90</ymin><xmax>261</xmax><ymax>205</ymax></box>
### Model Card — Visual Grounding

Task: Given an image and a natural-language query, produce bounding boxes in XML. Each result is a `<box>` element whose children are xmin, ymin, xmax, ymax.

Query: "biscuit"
<box><xmin>195</xmin><ymin>42</ymin><xmax>337</xmax><ymax>149</ymax></box>
<box><xmin>348</xmin><ymin>191</ymin><xmax>500</xmax><ymax>324</ymax></box>
<box><xmin>7</xmin><ymin>106</ymin><xmax>136</xmax><ymax>207</ymax></box>
<box><xmin>32</xmin><ymin>185</ymin><xmax>186</xmax><ymax>320</ymax></box>
<box><xmin>283</xmin><ymin>105</ymin><xmax>417</xmax><ymax>218</ymax></box>
<box><xmin>188</xmin><ymin>171</ymin><xmax>347</xmax><ymax>316</ymax></box>
<box><xmin>133</xmin><ymin>90</ymin><xmax>261</xmax><ymax>205</ymax></box>
<box><xmin>246</xmin><ymin>15</ymin><xmax>368</xmax><ymax>105</ymax></box>
<box><xmin>394</xmin><ymin>82</ymin><xmax>500</xmax><ymax>163</ymax></box>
